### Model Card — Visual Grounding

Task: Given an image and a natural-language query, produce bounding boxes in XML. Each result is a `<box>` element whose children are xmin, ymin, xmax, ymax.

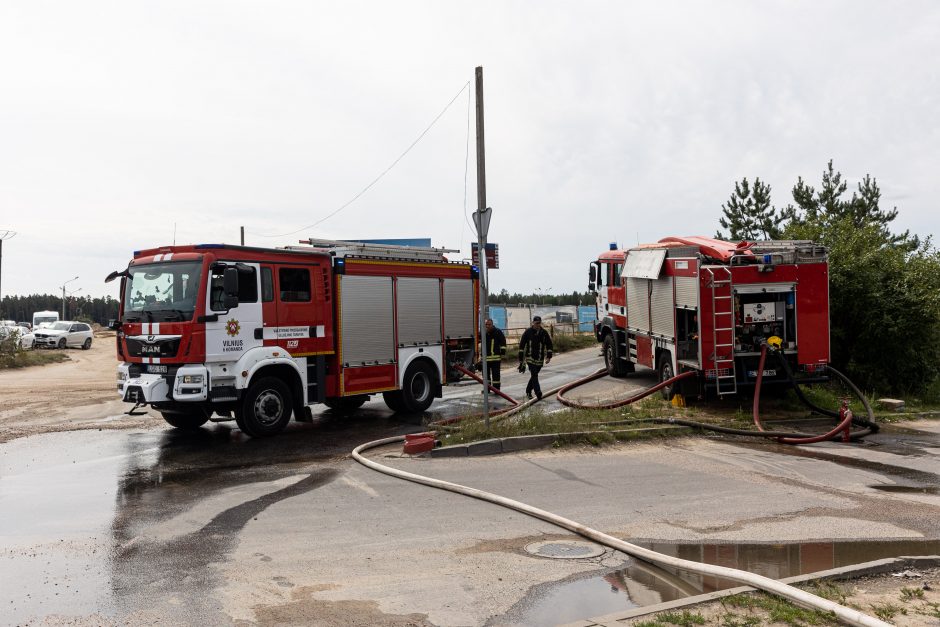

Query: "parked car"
<box><xmin>17</xmin><ymin>322</ymin><xmax>32</xmax><ymax>331</ymax></box>
<box><xmin>32</xmin><ymin>321</ymin><xmax>93</xmax><ymax>349</ymax></box>
<box><xmin>0</xmin><ymin>325</ymin><xmax>35</xmax><ymax>350</ymax></box>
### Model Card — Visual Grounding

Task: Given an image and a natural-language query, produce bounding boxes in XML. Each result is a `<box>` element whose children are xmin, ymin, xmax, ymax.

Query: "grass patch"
<box><xmin>0</xmin><ymin>349</ymin><xmax>70</xmax><ymax>370</ymax></box>
<box><xmin>634</xmin><ymin>611</ymin><xmax>706</xmax><ymax>626</ymax></box>
<box><xmin>900</xmin><ymin>586</ymin><xmax>925</xmax><ymax>601</ymax></box>
<box><xmin>804</xmin><ymin>580</ymin><xmax>849</xmax><ymax>605</ymax></box>
<box><xmin>722</xmin><ymin>592</ymin><xmax>838</xmax><ymax>625</ymax></box>
<box><xmin>870</xmin><ymin>601</ymin><xmax>904</xmax><ymax>621</ymax></box>
<box><xmin>438</xmin><ymin>402</ymin><xmax>691</xmax><ymax>447</ymax></box>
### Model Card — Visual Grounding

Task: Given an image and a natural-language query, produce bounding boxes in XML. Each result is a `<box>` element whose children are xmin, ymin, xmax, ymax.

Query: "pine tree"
<box><xmin>717</xmin><ymin>177</ymin><xmax>783</xmax><ymax>241</ymax></box>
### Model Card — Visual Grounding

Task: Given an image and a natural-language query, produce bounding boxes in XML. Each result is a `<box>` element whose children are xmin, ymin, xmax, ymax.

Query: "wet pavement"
<box><xmin>2</xmin><ymin>352</ymin><xmax>940</xmax><ymax>625</ymax></box>
<box><xmin>505</xmin><ymin>538</ymin><xmax>940</xmax><ymax>625</ymax></box>
<box><xmin>0</xmin><ymin>411</ymin><xmax>420</xmax><ymax>624</ymax></box>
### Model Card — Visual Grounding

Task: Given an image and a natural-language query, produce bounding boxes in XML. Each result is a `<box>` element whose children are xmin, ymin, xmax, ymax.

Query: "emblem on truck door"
<box><xmin>226</xmin><ymin>319</ymin><xmax>241</xmax><ymax>337</ymax></box>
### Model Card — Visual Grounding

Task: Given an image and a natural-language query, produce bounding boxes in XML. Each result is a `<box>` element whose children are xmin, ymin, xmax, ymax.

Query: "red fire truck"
<box><xmin>588</xmin><ymin>236</ymin><xmax>830</xmax><ymax>399</ymax></box>
<box><xmin>107</xmin><ymin>239</ymin><xmax>478</xmax><ymax>436</ymax></box>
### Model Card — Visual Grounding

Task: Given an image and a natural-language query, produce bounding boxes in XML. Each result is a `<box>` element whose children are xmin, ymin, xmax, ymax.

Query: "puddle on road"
<box><xmin>506</xmin><ymin>539</ymin><xmax>940</xmax><ymax>625</ymax></box>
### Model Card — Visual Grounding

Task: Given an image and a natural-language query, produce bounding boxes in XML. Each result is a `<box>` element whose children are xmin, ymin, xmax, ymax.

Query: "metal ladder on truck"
<box><xmin>704</xmin><ymin>266</ymin><xmax>737</xmax><ymax>396</ymax></box>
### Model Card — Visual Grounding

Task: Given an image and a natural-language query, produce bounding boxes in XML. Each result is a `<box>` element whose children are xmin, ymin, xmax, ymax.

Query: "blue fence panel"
<box><xmin>487</xmin><ymin>305</ymin><xmax>508</xmax><ymax>331</ymax></box>
<box><xmin>577</xmin><ymin>305</ymin><xmax>597</xmax><ymax>332</ymax></box>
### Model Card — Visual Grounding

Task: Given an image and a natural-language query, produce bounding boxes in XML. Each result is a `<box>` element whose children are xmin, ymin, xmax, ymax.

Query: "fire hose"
<box><xmin>554</xmin><ymin>344</ymin><xmax>878</xmax><ymax>443</ymax></box>
<box><xmin>354</xmin><ymin>433</ymin><xmax>890</xmax><ymax>626</ymax></box>
<box><xmin>353</xmin><ymin>353</ymin><xmax>890</xmax><ymax>625</ymax></box>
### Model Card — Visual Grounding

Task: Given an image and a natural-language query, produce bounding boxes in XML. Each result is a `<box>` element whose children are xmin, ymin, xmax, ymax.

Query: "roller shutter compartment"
<box><xmin>397</xmin><ymin>278</ymin><xmax>442</xmax><ymax>346</ymax></box>
<box><xmin>627</xmin><ymin>277</ymin><xmax>650</xmax><ymax>332</ymax></box>
<box><xmin>650</xmin><ymin>277</ymin><xmax>675</xmax><ymax>337</ymax></box>
<box><xmin>341</xmin><ymin>275</ymin><xmax>395</xmax><ymax>366</ymax></box>
<box><xmin>443</xmin><ymin>279</ymin><xmax>474</xmax><ymax>339</ymax></box>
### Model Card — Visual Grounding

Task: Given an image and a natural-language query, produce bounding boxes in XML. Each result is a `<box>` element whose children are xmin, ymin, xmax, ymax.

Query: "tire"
<box><xmin>161</xmin><ymin>408</ymin><xmax>211</xmax><ymax>431</ymax></box>
<box><xmin>82</xmin><ymin>338</ymin><xmax>92</xmax><ymax>350</ymax></box>
<box><xmin>238</xmin><ymin>376</ymin><xmax>293</xmax><ymax>437</ymax></box>
<box><xmin>400</xmin><ymin>361</ymin><xmax>437</xmax><ymax>413</ymax></box>
<box><xmin>382</xmin><ymin>391</ymin><xmax>407</xmax><ymax>413</ymax></box>
<box><xmin>659</xmin><ymin>354</ymin><xmax>676</xmax><ymax>401</ymax></box>
<box><xmin>57</xmin><ymin>338</ymin><xmax>66</xmax><ymax>349</ymax></box>
<box><xmin>603</xmin><ymin>334</ymin><xmax>627</xmax><ymax>378</ymax></box>
<box><xmin>323</xmin><ymin>395</ymin><xmax>368</xmax><ymax>413</ymax></box>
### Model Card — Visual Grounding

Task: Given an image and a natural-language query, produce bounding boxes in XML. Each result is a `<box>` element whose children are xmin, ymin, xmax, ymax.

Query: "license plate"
<box><xmin>147</xmin><ymin>365</ymin><xmax>168</xmax><ymax>374</ymax></box>
<box><xmin>747</xmin><ymin>369</ymin><xmax>777</xmax><ymax>378</ymax></box>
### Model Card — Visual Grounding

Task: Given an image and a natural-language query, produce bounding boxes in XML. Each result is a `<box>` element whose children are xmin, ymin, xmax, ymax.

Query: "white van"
<box><xmin>32</xmin><ymin>310</ymin><xmax>60</xmax><ymax>329</ymax></box>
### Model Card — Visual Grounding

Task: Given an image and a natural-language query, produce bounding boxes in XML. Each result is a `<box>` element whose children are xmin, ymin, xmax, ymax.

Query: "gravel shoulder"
<box><xmin>0</xmin><ymin>335</ymin><xmax>158</xmax><ymax>443</ymax></box>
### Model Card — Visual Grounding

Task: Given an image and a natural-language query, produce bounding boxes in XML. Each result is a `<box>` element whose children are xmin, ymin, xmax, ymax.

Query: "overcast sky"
<box><xmin>1</xmin><ymin>1</ymin><xmax>938</xmax><ymax>302</ymax></box>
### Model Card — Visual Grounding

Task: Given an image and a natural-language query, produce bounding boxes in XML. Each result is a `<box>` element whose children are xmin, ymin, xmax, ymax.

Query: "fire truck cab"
<box><xmin>589</xmin><ymin>236</ymin><xmax>830</xmax><ymax>399</ymax></box>
<box><xmin>108</xmin><ymin>239</ymin><xmax>478</xmax><ymax>436</ymax></box>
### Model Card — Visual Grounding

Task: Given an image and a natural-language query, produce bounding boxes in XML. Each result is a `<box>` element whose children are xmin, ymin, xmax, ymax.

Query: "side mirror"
<box><xmin>105</xmin><ymin>269</ymin><xmax>128</xmax><ymax>283</ymax></box>
<box><xmin>108</xmin><ymin>319</ymin><xmax>121</xmax><ymax>330</ymax></box>
<box><xmin>223</xmin><ymin>267</ymin><xmax>239</xmax><ymax>309</ymax></box>
<box><xmin>589</xmin><ymin>264</ymin><xmax>597</xmax><ymax>283</ymax></box>
<box><xmin>588</xmin><ymin>282</ymin><xmax>596</xmax><ymax>292</ymax></box>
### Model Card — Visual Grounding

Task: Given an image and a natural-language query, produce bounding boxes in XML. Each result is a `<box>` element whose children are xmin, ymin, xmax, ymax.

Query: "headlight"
<box><xmin>117</xmin><ymin>371</ymin><xmax>127</xmax><ymax>381</ymax></box>
<box><xmin>181</xmin><ymin>374</ymin><xmax>204</xmax><ymax>384</ymax></box>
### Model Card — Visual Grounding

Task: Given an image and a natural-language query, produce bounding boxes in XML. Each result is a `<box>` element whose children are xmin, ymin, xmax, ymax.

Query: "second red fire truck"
<box><xmin>107</xmin><ymin>239</ymin><xmax>478</xmax><ymax>436</ymax></box>
<box><xmin>589</xmin><ymin>236</ymin><xmax>830</xmax><ymax>399</ymax></box>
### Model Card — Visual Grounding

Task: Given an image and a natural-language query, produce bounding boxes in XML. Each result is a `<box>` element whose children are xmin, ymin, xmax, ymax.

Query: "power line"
<box><xmin>251</xmin><ymin>79</ymin><xmax>472</xmax><ymax>239</ymax></box>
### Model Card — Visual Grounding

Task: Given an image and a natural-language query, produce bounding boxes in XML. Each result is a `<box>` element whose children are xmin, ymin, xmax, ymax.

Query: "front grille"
<box><xmin>126</xmin><ymin>337</ymin><xmax>181</xmax><ymax>358</ymax></box>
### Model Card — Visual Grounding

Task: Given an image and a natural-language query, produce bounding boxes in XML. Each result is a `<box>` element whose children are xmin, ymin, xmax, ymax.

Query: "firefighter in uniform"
<box><xmin>518</xmin><ymin>316</ymin><xmax>553</xmax><ymax>400</ymax></box>
<box><xmin>480</xmin><ymin>318</ymin><xmax>507</xmax><ymax>391</ymax></box>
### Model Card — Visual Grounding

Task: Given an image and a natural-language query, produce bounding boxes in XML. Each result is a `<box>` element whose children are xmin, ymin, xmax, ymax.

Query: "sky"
<box><xmin>1</xmin><ymin>1</ymin><xmax>938</xmax><ymax>301</ymax></box>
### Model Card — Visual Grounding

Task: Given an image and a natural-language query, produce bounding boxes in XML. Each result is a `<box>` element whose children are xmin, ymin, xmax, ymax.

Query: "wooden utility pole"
<box><xmin>240</xmin><ymin>226</ymin><xmax>245</xmax><ymax>246</ymax></box>
<box><xmin>473</xmin><ymin>66</ymin><xmax>493</xmax><ymax>426</ymax></box>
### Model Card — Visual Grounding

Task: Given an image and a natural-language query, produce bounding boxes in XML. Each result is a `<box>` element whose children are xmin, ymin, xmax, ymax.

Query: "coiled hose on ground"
<box><xmin>352</xmin><ymin>351</ymin><xmax>891</xmax><ymax>625</ymax></box>
<box><xmin>352</xmin><ymin>436</ymin><xmax>890</xmax><ymax>627</ymax></box>
<box><xmin>554</xmin><ymin>344</ymin><xmax>878</xmax><ymax>443</ymax></box>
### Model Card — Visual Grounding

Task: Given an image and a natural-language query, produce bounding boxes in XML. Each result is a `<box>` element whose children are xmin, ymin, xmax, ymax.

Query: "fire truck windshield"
<box><xmin>123</xmin><ymin>261</ymin><xmax>202</xmax><ymax>323</ymax></box>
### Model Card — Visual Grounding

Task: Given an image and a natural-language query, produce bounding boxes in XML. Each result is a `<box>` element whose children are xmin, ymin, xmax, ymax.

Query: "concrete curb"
<box><xmin>560</xmin><ymin>555</ymin><xmax>940</xmax><ymax>627</ymax></box>
<box><xmin>429</xmin><ymin>427</ymin><xmax>685</xmax><ymax>458</ymax></box>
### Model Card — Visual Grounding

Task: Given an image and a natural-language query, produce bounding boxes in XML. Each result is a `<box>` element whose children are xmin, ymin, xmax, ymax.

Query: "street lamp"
<box><xmin>0</xmin><ymin>230</ymin><xmax>16</xmax><ymax>319</ymax></box>
<box><xmin>61</xmin><ymin>276</ymin><xmax>79</xmax><ymax>319</ymax></box>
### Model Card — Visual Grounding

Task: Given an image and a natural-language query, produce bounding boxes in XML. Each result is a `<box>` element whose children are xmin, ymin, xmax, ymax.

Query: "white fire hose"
<box><xmin>353</xmin><ymin>436</ymin><xmax>890</xmax><ymax>627</ymax></box>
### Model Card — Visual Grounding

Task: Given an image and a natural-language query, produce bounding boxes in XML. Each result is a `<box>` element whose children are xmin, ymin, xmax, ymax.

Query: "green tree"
<box><xmin>778</xmin><ymin>160</ymin><xmax>938</xmax><ymax>395</ymax></box>
<box><xmin>783</xmin><ymin>160</ymin><xmax>917</xmax><ymax>249</ymax></box>
<box><xmin>717</xmin><ymin>177</ymin><xmax>784</xmax><ymax>241</ymax></box>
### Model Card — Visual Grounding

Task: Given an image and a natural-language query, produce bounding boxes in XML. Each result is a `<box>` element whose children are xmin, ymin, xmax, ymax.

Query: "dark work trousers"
<box><xmin>485</xmin><ymin>361</ymin><xmax>501</xmax><ymax>390</ymax></box>
<box><xmin>526</xmin><ymin>364</ymin><xmax>543</xmax><ymax>398</ymax></box>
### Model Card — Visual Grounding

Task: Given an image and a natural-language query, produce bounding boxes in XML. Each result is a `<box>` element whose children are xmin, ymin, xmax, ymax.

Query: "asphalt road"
<box><xmin>2</xmin><ymin>347</ymin><xmax>940</xmax><ymax>626</ymax></box>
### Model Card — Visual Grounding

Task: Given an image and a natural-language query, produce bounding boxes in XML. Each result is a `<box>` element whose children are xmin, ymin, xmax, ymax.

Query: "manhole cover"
<box><xmin>524</xmin><ymin>540</ymin><xmax>605</xmax><ymax>559</ymax></box>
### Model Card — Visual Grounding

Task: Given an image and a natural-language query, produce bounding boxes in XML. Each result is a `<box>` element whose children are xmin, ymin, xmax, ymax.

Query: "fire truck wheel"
<box><xmin>324</xmin><ymin>395</ymin><xmax>368</xmax><ymax>413</ymax></box>
<box><xmin>659</xmin><ymin>357</ymin><xmax>676</xmax><ymax>401</ymax></box>
<box><xmin>160</xmin><ymin>409</ymin><xmax>211</xmax><ymax>431</ymax></box>
<box><xmin>239</xmin><ymin>377</ymin><xmax>293</xmax><ymax>437</ymax></box>
<box><xmin>382</xmin><ymin>391</ymin><xmax>407</xmax><ymax>413</ymax></box>
<box><xmin>603</xmin><ymin>335</ymin><xmax>627</xmax><ymax>378</ymax></box>
<box><xmin>401</xmin><ymin>361</ymin><xmax>437</xmax><ymax>413</ymax></box>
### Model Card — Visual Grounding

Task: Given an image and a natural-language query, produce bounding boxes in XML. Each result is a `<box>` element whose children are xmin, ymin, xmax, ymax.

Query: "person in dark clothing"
<box><xmin>481</xmin><ymin>318</ymin><xmax>507</xmax><ymax>391</ymax></box>
<box><xmin>518</xmin><ymin>316</ymin><xmax>553</xmax><ymax>400</ymax></box>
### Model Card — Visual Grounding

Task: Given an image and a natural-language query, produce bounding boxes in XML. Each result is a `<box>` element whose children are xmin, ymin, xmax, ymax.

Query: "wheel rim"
<box><xmin>605</xmin><ymin>342</ymin><xmax>614</xmax><ymax>370</ymax></box>
<box><xmin>410</xmin><ymin>372</ymin><xmax>430</xmax><ymax>403</ymax></box>
<box><xmin>662</xmin><ymin>363</ymin><xmax>674</xmax><ymax>395</ymax></box>
<box><xmin>253</xmin><ymin>389</ymin><xmax>284</xmax><ymax>426</ymax></box>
